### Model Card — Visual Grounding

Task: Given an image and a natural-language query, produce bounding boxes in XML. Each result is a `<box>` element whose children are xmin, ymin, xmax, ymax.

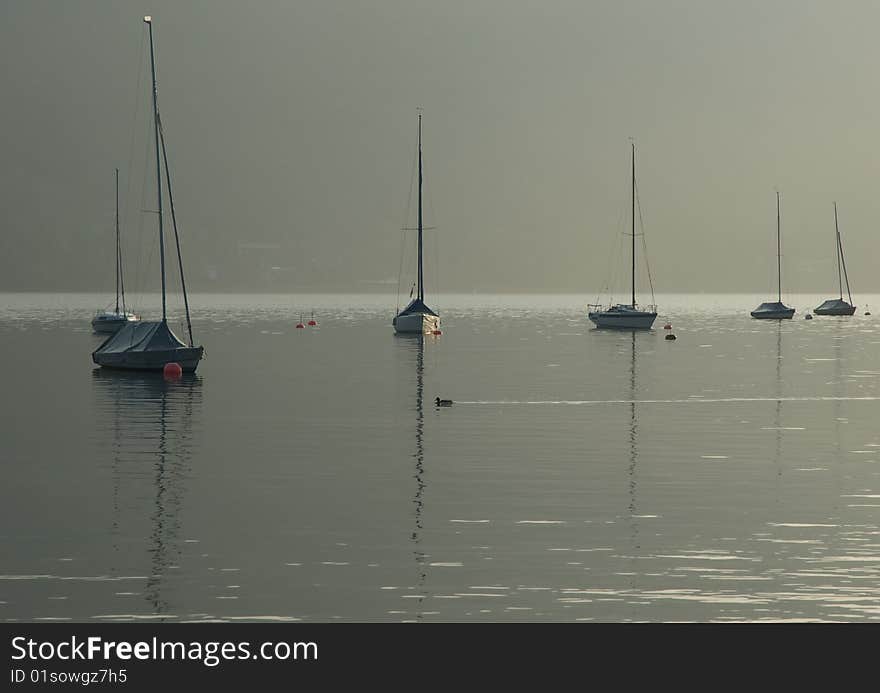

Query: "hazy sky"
<box><xmin>2</xmin><ymin>0</ymin><xmax>879</xmax><ymax>295</ymax></box>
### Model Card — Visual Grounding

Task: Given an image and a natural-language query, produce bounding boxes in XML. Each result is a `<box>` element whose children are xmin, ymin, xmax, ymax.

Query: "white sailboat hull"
<box><xmin>91</xmin><ymin>312</ymin><xmax>140</xmax><ymax>334</ymax></box>
<box><xmin>393</xmin><ymin>311</ymin><xmax>440</xmax><ymax>334</ymax></box>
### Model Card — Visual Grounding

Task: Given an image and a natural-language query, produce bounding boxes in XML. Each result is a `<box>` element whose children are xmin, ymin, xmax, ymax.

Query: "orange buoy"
<box><xmin>163</xmin><ymin>362</ymin><xmax>183</xmax><ymax>379</ymax></box>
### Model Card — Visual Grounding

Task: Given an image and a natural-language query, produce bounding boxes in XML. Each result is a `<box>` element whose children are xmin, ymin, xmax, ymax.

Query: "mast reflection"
<box><xmin>628</xmin><ymin>332</ymin><xmax>639</xmax><ymax>551</ymax></box>
<box><xmin>395</xmin><ymin>334</ymin><xmax>430</xmax><ymax>620</ymax></box>
<box><xmin>831</xmin><ymin>323</ymin><xmax>844</xmax><ymax>516</ymax></box>
<box><xmin>620</xmin><ymin>331</ymin><xmax>642</xmax><ymax>621</ymax></box>
<box><xmin>775</xmin><ymin>323</ymin><xmax>783</xmax><ymax>487</ymax></box>
<box><xmin>92</xmin><ymin>369</ymin><xmax>201</xmax><ymax>617</ymax></box>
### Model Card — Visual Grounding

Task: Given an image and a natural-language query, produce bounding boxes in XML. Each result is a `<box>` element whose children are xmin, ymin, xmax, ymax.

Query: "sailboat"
<box><xmin>588</xmin><ymin>144</ymin><xmax>657</xmax><ymax>329</ymax></box>
<box><xmin>751</xmin><ymin>191</ymin><xmax>795</xmax><ymax>319</ymax></box>
<box><xmin>814</xmin><ymin>202</ymin><xmax>856</xmax><ymax>316</ymax></box>
<box><xmin>393</xmin><ymin>112</ymin><xmax>440</xmax><ymax>335</ymax></box>
<box><xmin>91</xmin><ymin>168</ymin><xmax>139</xmax><ymax>334</ymax></box>
<box><xmin>93</xmin><ymin>16</ymin><xmax>204</xmax><ymax>372</ymax></box>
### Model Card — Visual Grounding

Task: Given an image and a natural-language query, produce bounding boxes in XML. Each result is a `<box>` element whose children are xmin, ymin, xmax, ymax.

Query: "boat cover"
<box><xmin>93</xmin><ymin>320</ymin><xmax>188</xmax><ymax>356</ymax></box>
<box><xmin>397</xmin><ymin>298</ymin><xmax>438</xmax><ymax>317</ymax></box>
<box><xmin>752</xmin><ymin>301</ymin><xmax>792</xmax><ymax>313</ymax></box>
<box><xmin>815</xmin><ymin>298</ymin><xmax>854</xmax><ymax>313</ymax></box>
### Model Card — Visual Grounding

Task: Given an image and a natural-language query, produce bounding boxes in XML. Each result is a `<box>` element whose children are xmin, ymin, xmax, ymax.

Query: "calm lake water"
<box><xmin>3</xmin><ymin>292</ymin><xmax>880</xmax><ymax>622</ymax></box>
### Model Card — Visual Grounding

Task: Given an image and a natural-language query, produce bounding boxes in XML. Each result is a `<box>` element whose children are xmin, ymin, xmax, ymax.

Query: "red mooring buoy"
<box><xmin>663</xmin><ymin>323</ymin><xmax>672</xmax><ymax>330</ymax></box>
<box><xmin>163</xmin><ymin>362</ymin><xmax>183</xmax><ymax>379</ymax></box>
<box><xmin>432</xmin><ymin>330</ymin><xmax>442</xmax><ymax>335</ymax></box>
<box><xmin>296</xmin><ymin>323</ymin><xmax>305</xmax><ymax>329</ymax></box>
<box><xmin>308</xmin><ymin>319</ymin><xmax>317</xmax><ymax>326</ymax></box>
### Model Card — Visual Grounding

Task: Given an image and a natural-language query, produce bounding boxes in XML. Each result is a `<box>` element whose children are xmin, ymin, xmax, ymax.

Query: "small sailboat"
<box><xmin>93</xmin><ymin>17</ymin><xmax>203</xmax><ymax>372</ymax></box>
<box><xmin>393</xmin><ymin>112</ymin><xmax>440</xmax><ymax>335</ymax></box>
<box><xmin>814</xmin><ymin>202</ymin><xmax>856</xmax><ymax>316</ymax></box>
<box><xmin>92</xmin><ymin>168</ymin><xmax>139</xmax><ymax>334</ymax></box>
<box><xmin>588</xmin><ymin>143</ymin><xmax>657</xmax><ymax>329</ymax></box>
<box><xmin>751</xmin><ymin>191</ymin><xmax>795</xmax><ymax>319</ymax></box>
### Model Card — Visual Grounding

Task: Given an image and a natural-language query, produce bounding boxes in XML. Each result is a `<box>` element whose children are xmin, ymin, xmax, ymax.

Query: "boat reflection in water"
<box><xmin>91</xmin><ymin>368</ymin><xmax>201</xmax><ymax>618</ymax></box>
<box><xmin>773</xmin><ymin>324</ymin><xmax>784</xmax><ymax>500</ymax></box>
<box><xmin>394</xmin><ymin>333</ymin><xmax>434</xmax><ymax>621</ymax></box>
<box><xmin>622</xmin><ymin>332</ymin><xmax>643</xmax><ymax>621</ymax></box>
<box><xmin>627</xmin><ymin>333</ymin><xmax>640</xmax><ymax>551</ymax></box>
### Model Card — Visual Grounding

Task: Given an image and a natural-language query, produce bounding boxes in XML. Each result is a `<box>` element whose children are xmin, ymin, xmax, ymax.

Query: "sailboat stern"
<box><xmin>393</xmin><ymin>298</ymin><xmax>440</xmax><ymax>334</ymax></box>
<box><xmin>393</xmin><ymin>312</ymin><xmax>440</xmax><ymax>334</ymax></box>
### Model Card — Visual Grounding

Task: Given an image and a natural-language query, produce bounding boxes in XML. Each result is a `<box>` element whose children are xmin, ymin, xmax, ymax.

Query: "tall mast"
<box><xmin>776</xmin><ymin>191</ymin><xmax>781</xmax><ymax>304</ymax></box>
<box><xmin>417</xmin><ymin>111</ymin><xmax>424</xmax><ymax>302</ymax></box>
<box><xmin>836</xmin><ymin>203</ymin><xmax>854</xmax><ymax>305</ymax></box>
<box><xmin>114</xmin><ymin>168</ymin><xmax>120</xmax><ymax>314</ymax></box>
<box><xmin>834</xmin><ymin>202</ymin><xmax>843</xmax><ymax>300</ymax></box>
<box><xmin>145</xmin><ymin>16</ymin><xmax>166</xmax><ymax>323</ymax></box>
<box><xmin>631</xmin><ymin>143</ymin><xmax>636</xmax><ymax>309</ymax></box>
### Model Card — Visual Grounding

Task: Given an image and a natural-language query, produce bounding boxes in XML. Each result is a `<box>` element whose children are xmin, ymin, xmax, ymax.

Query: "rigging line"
<box><xmin>123</xmin><ymin>29</ymin><xmax>147</xmax><ymax>239</ymax></box>
<box><xmin>836</xmin><ymin>205</ymin><xmax>854</xmax><ymax>305</ymax></box>
<box><xmin>596</xmin><ymin>161</ymin><xmax>632</xmax><ymax>305</ymax></box>
<box><xmin>611</xmin><ymin>227</ymin><xmax>626</xmax><ymax>303</ymax></box>
<box><xmin>117</xmin><ymin>170</ymin><xmax>127</xmax><ymax>315</ymax></box>
<box><xmin>422</xmin><ymin>149</ymin><xmax>440</xmax><ymax>314</ymax></box>
<box><xmin>158</xmin><ymin>111</ymin><xmax>194</xmax><ymax>347</ymax></box>
<box><xmin>595</xmin><ymin>175</ymin><xmax>628</xmax><ymax>305</ymax></box>
<box><xmin>132</xmin><ymin>112</ymin><xmax>153</xmax><ymax>309</ymax></box>
<box><xmin>840</xmin><ymin>253</ymin><xmax>853</xmax><ymax>305</ymax></box>
<box><xmin>835</xmin><ymin>235</ymin><xmax>843</xmax><ymax>300</ymax></box>
<box><xmin>396</xmin><ymin>227</ymin><xmax>405</xmax><ymax>312</ymax></box>
<box><xmin>397</xmin><ymin>136</ymin><xmax>419</xmax><ymax>312</ymax></box>
<box><xmin>607</xmin><ymin>176</ymin><xmax>630</xmax><ymax>304</ymax></box>
<box><xmin>125</xmin><ymin>29</ymin><xmax>149</xmax><ymax>311</ymax></box>
<box><xmin>141</xmin><ymin>215</ymin><xmax>158</xmax><ymax>313</ymax></box>
<box><xmin>433</xmin><ymin>219</ymin><xmax>440</xmax><ymax>315</ymax></box>
<box><xmin>634</xmin><ymin>179</ymin><xmax>655</xmax><ymax>305</ymax></box>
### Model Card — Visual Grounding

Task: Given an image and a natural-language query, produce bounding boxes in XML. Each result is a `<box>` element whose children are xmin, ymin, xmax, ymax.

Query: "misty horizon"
<box><xmin>3</xmin><ymin>1</ymin><xmax>878</xmax><ymax>296</ymax></box>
